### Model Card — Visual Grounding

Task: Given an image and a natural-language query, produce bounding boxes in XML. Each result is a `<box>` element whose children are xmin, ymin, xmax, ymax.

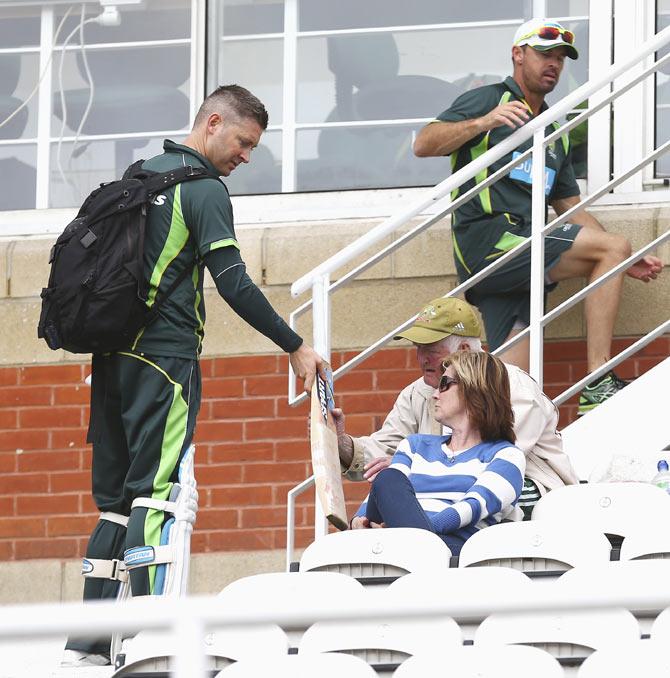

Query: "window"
<box><xmin>208</xmin><ymin>0</ymin><xmax>590</xmax><ymax>195</ymax></box>
<box><xmin>0</xmin><ymin>0</ymin><xmax>194</xmax><ymax>211</ymax></box>
<box><xmin>657</xmin><ymin>0</ymin><xmax>670</xmax><ymax>176</ymax></box>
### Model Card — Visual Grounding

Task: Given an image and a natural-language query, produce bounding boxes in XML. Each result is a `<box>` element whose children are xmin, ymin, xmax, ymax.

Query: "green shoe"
<box><xmin>578</xmin><ymin>371</ymin><xmax>626</xmax><ymax>416</ymax></box>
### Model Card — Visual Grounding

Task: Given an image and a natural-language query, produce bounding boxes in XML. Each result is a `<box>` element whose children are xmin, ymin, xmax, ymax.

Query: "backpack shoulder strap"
<box><xmin>140</xmin><ymin>165</ymin><xmax>218</xmax><ymax>325</ymax></box>
<box><xmin>122</xmin><ymin>159</ymin><xmax>148</xmax><ymax>180</ymax></box>
<box><xmin>143</xmin><ymin>165</ymin><xmax>218</xmax><ymax>195</ymax></box>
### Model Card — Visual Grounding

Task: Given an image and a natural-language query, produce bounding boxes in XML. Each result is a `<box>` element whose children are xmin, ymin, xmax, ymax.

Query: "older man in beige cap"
<box><xmin>333</xmin><ymin>296</ymin><xmax>577</xmax><ymax>518</ymax></box>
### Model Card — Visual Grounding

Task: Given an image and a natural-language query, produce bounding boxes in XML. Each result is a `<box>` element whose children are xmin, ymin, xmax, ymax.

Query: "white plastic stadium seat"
<box><xmin>217</xmin><ymin>571</ymin><xmax>366</xmax><ymax>646</ymax></box>
<box><xmin>475</xmin><ymin>608</ymin><xmax>640</xmax><ymax>664</ymax></box>
<box><xmin>650</xmin><ymin>606</ymin><xmax>670</xmax><ymax>639</ymax></box>
<box><xmin>393</xmin><ymin>645</ymin><xmax>563</xmax><ymax>678</ymax></box>
<box><xmin>299</xmin><ymin>528</ymin><xmax>452</xmax><ymax>582</ymax></box>
<box><xmin>112</xmin><ymin>624</ymin><xmax>288</xmax><ymax>676</ymax></box>
<box><xmin>578</xmin><ymin>639</ymin><xmax>670</xmax><ymax>678</ymax></box>
<box><xmin>620</xmin><ymin>527</ymin><xmax>670</xmax><ymax>562</ymax></box>
<box><xmin>216</xmin><ymin>652</ymin><xmax>378</xmax><ymax>678</ymax></box>
<box><xmin>531</xmin><ymin>482</ymin><xmax>670</xmax><ymax>538</ymax></box>
<box><xmin>457</xmin><ymin>521</ymin><xmax>611</xmax><ymax>576</ymax></box>
<box><xmin>299</xmin><ymin>616</ymin><xmax>462</xmax><ymax>672</ymax></box>
<box><xmin>558</xmin><ymin>560</ymin><xmax>670</xmax><ymax>634</ymax></box>
<box><xmin>388</xmin><ymin>568</ymin><xmax>533</xmax><ymax>641</ymax></box>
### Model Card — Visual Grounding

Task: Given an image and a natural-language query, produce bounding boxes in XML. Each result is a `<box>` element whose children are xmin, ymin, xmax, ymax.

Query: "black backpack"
<box><xmin>38</xmin><ymin>160</ymin><xmax>216</xmax><ymax>354</ymax></box>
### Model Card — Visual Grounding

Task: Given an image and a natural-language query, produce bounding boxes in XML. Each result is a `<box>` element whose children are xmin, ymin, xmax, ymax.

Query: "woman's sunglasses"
<box><xmin>438</xmin><ymin>375</ymin><xmax>459</xmax><ymax>393</ymax></box>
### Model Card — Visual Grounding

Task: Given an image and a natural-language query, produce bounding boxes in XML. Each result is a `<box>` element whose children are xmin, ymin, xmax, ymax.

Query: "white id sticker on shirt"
<box><xmin>510</xmin><ymin>151</ymin><xmax>556</xmax><ymax>195</ymax></box>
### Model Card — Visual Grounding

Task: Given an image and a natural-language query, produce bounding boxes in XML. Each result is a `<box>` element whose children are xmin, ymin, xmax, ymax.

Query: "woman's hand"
<box><xmin>351</xmin><ymin>516</ymin><xmax>385</xmax><ymax>529</ymax></box>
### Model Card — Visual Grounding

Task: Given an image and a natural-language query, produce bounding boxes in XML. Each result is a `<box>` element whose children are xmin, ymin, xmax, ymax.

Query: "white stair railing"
<box><xmin>285</xmin><ymin>26</ymin><xmax>670</xmax><ymax>568</ymax></box>
<box><xmin>6</xmin><ymin>576</ymin><xmax>670</xmax><ymax>678</ymax></box>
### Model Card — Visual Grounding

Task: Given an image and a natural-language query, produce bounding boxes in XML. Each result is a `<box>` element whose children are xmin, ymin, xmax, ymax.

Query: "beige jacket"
<box><xmin>343</xmin><ymin>363</ymin><xmax>578</xmax><ymax>492</ymax></box>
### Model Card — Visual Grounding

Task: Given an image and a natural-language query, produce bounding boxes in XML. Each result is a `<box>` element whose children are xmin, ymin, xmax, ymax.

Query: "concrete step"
<box><xmin>562</xmin><ymin>357</ymin><xmax>669</xmax><ymax>480</ymax></box>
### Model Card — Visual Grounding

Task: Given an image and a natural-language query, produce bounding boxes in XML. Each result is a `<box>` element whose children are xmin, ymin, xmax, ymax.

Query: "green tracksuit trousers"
<box><xmin>66</xmin><ymin>351</ymin><xmax>200</xmax><ymax>655</ymax></box>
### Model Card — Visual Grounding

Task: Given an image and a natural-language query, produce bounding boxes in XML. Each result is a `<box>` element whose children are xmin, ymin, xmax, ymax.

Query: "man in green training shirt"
<box><xmin>414</xmin><ymin>18</ymin><xmax>662</xmax><ymax>415</ymax></box>
<box><xmin>64</xmin><ymin>85</ymin><xmax>323</xmax><ymax>667</ymax></box>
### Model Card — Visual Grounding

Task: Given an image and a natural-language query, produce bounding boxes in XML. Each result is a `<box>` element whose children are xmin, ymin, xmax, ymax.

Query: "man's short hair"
<box><xmin>194</xmin><ymin>84</ymin><xmax>269</xmax><ymax>130</ymax></box>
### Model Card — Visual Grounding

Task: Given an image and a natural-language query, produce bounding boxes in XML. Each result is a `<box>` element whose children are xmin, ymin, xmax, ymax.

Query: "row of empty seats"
<box><xmin>112</xmin><ymin>483</ymin><xmax>670</xmax><ymax>676</ymax></box>
<box><xmin>298</xmin><ymin>483</ymin><xmax>670</xmax><ymax>582</ymax></box>
<box><xmin>213</xmin><ymin>640</ymin><xmax>670</xmax><ymax>677</ymax></box>
<box><xmin>214</xmin><ymin>641</ymin><xmax>670</xmax><ymax>677</ymax></box>
<box><xmin>114</xmin><ymin>562</ymin><xmax>670</xmax><ymax>676</ymax></box>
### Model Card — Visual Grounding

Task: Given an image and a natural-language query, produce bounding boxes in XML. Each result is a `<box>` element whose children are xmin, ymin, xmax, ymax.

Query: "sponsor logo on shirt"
<box><xmin>509</xmin><ymin>151</ymin><xmax>556</xmax><ymax>195</ymax></box>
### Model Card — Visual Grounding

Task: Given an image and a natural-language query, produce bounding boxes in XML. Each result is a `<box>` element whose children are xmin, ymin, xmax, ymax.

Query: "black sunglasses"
<box><xmin>438</xmin><ymin>375</ymin><xmax>459</xmax><ymax>393</ymax></box>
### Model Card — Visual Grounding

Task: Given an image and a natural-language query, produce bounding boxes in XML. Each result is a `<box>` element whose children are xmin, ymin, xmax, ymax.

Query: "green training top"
<box><xmin>436</xmin><ymin>76</ymin><xmax>579</xmax><ymax>275</ymax></box>
<box><xmin>130</xmin><ymin>139</ymin><xmax>238</xmax><ymax>359</ymax></box>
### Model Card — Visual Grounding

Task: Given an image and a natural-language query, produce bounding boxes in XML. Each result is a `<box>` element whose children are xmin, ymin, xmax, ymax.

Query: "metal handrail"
<box><xmin>288</xmin><ymin>136</ymin><xmax>670</xmax><ymax>408</ymax></box>
<box><xmin>5</xmin><ymin>576</ymin><xmax>670</xmax><ymax>678</ymax></box>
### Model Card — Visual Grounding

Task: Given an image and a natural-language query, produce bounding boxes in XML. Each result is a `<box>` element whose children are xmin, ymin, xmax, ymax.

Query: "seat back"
<box><xmin>299</xmin><ymin>616</ymin><xmax>462</xmax><ymax>672</ymax></box>
<box><xmin>475</xmin><ymin>608</ymin><xmax>640</xmax><ymax>664</ymax></box>
<box><xmin>216</xmin><ymin>651</ymin><xmax>378</xmax><ymax>678</ymax></box>
<box><xmin>558</xmin><ymin>560</ymin><xmax>670</xmax><ymax>634</ymax></box>
<box><xmin>577</xmin><ymin>639</ymin><xmax>670</xmax><ymax>678</ymax></box>
<box><xmin>650</xmin><ymin>606</ymin><xmax>670</xmax><ymax>639</ymax></box>
<box><xmin>393</xmin><ymin>645</ymin><xmax>563</xmax><ymax>678</ymax></box>
<box><xmin>458</xmin><ymin>521</ymin><xmax>611</xmax><ymax>576</ymax></box>
<box><xmin>217</xmin><ymin>571</ymin><xmax>366</xmax><ymax>646</ymax></box>
<box><xmin>532</xmin><ymin>483</ymin><xmax>670</xmax><ymax>538</ymax></box>
<box><xmin>388</xmin><ymin>568</ymin><xmax>533</xmax><ymax>641</ymax></box>
<box><xmin>299</xmin><ymin>528</ymin><xmax>452</xmax><ymax>584</ymax></box>
<box><xmin>620</xmin><ymin>527</ymin><xmax>670</xmax><ymax>562</ymax></box>
<box><xmin>113</xmin><ymin>624</ymin><xmax>289</xmax><ymax>676</ymax></box>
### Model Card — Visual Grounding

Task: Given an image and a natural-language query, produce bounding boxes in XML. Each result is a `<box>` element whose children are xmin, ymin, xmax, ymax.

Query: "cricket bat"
<box><xmin>310</xmin><ymin>363</ymin><xmax>348</xmax><ymax>530</ymax></box>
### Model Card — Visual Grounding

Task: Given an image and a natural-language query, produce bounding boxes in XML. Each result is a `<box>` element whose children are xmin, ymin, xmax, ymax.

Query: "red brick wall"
<box><xmin>0</xmin><ymin>336</ymin><xmax>667</xmax><ymax>562</ymax></box>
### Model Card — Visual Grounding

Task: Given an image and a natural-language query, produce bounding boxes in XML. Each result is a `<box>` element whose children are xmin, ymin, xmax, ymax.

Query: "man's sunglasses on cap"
<box><xmin>518</xmin><ymin>25</ymin><xmax>575</xmax><ymax>46</ymax></box>
<box><xmin>438</xmin><ymin>375</ymin><xmax>459</xmax><ymax>393</ymax></box>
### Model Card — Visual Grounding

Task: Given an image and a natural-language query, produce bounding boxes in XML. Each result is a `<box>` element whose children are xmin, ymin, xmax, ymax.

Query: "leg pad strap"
<box><xmin>82</xmin><ymin>557</ymin><xmax>128</xmax><ymax>583</ymax></box>
<box><xmin>131</xmin><ymin>497</ymin><xmax>177</xmax><ymax>514</ymax></box>
<box><xmin>100</xmin><ymin>511</ymin><xmax>129</xmax><ymax>527</ymax></box>
<box><xmin>81</xmin><ymin>513</ymin><xmax>130</xmax><ymax>582</ymax></box>
<box><xmin>123</xmin><ymin>544</ymin><xmax>174</xmax><ymax>571</ymax></box>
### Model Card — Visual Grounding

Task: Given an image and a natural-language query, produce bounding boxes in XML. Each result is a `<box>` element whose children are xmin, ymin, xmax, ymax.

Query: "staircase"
<box><xmin>562</xmin><ymin>357</ymin><xmax>670</xmax><ymax>481</ymax></box>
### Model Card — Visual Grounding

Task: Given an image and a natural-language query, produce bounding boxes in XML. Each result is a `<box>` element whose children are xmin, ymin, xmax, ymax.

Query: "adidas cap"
<box><xmin>394</xmin><ymin>297</ymin><xmax>482</xmax><ymax>345</ymax></box>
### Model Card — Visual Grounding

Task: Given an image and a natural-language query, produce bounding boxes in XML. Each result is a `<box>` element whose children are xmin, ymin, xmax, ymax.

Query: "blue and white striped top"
<box><xmin>356</xmin><ymin>434</ymin><xmax>526</xmax><ymax>539</ymax></box>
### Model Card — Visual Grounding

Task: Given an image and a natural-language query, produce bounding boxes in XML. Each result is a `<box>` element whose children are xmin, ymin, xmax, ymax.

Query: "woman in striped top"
<box><xmin>352</xmin><ymin>350</ymin><xmax>525</xmax><ymax>555</ymax></box>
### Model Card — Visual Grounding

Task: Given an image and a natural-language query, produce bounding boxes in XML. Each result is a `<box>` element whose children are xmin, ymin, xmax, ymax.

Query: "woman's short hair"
<box><xmin>441</xmin><ymin>351</ymin><xmax>515</xmax><ymax>443</ymax></box>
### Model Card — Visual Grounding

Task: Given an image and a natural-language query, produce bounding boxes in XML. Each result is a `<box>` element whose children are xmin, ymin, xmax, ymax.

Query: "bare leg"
<box><xmin>547</xmin><ymin>228</ymin><xmax>631</xmax><ymax>373</ymax></box>
<box><xmin>498</xmin><ymin>328</ymin><xmax>530</xmax><ymax>372</ymax></box>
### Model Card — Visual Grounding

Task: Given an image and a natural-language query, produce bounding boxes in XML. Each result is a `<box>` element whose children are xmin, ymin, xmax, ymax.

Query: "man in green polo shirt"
<box><xmin>414</xmin><ymin>18</ymin><xmax>662</xmax><ymax>415</ymax></box>
<box><xmin>64</xmin><ymin>85</ymin><xmax>323</xmax><ymax>667</ymax></box>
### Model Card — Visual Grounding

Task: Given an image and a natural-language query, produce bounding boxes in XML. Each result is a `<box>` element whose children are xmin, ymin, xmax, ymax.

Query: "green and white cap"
<box><xmin>513</xmin><ymin>18</ymin><xmax>579</xmax><ymax>60</ymax></box>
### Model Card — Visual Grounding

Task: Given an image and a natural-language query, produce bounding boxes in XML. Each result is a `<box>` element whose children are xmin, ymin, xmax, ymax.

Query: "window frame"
<box><xmin>2</xmin><ymin>0</ymin><xmax>670</xmax><ymax>238</ymax></box>
<box><xmin>0</xmin><ymin>0</ymin><xmax>199</xmax><ymax>211</ymax></box>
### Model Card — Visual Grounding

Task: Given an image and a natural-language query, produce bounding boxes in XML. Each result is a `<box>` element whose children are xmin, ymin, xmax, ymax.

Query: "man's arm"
<box><xmin>507</xmin><ymin>365</ymin><xmax>579</xmax><ymax>488</ymax></box>
<box><xmin>413</xmin><ymin>100</ymin><xmax>530</xmax><ymax>157</ymax></box>
<box><xmin>332</xmin><ymin>380</ymin><xmax>430</xmax><ymax>481</ymax></box>
<box><xmin>204</xmin><ymin>247</ymin><xmax>323</xmax><ymax>392</ymax></box>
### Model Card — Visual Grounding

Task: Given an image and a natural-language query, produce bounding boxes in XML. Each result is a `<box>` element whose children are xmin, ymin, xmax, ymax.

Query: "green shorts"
<box><xmin>464</xmin><ymin>222</ymin><xmax>582</xmax><ymax>350</ymax></box>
